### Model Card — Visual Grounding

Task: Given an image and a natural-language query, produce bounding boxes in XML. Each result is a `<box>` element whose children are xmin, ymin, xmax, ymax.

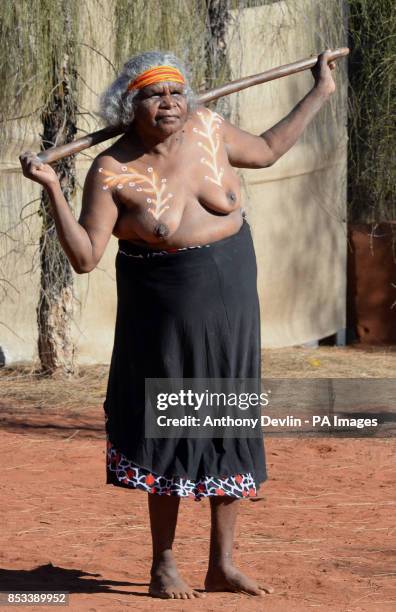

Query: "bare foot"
<box><xmin>149</xmin><ymin>556</ymin><xmax>204</xmax><ymax>599</ymax></box>
<box><xmin>204</xmin><ymin>565</ymin><xmax>274</xmax><ymax>596</ymax></box>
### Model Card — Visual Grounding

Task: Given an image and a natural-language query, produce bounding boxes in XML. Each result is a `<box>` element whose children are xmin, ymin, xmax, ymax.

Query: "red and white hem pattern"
<box><xmin>106</xmin><ymin>438</ymin><xmax>258</xmax><ymax>501</ymax></box>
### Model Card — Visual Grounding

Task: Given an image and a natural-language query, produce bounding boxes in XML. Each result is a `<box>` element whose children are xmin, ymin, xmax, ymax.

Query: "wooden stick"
<box><xmin>36</xmin><ymin>47</ymin><xmax>349</xmax><ymax>164</ymax></box>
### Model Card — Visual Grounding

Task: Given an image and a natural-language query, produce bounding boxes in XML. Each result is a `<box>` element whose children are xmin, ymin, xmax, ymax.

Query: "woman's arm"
<box><xmin>223</xmin><ymin>50</ymin><xmax>337</xmax><ymax>169</ymax></box>
<box><xmin>19</xmin><ymin>153</ymin><xmax>119</xmax><ymax>274</ymax></box>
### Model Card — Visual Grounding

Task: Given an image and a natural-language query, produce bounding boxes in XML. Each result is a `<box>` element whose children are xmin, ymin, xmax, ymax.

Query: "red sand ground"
<box><xmin>0</xmin><ymin>400</ymin><xmax>395</xmax><ymax>612</ymax></box>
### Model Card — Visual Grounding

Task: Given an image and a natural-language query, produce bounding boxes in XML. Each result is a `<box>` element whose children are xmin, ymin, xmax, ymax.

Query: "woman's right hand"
<box><xmin>19</xmin><ymin>151</ymin><xmax>60</xmax><ymax>189</ymax></box>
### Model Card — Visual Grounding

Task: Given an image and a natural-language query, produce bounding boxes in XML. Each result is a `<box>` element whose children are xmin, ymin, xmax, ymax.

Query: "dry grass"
<box><xmin>262</xmin><ymin>345</ymin><xmax>396</xmax><ymax>378</ymax></box>
<box><xmin>0</xmin><ymin>362</ymin><xmax>109</xmax><ymax>410</ymax></box>
<box><xmin>0</xmin><ymin>346</ymin><xmax>395</xmax><ymax>412</ymax></box>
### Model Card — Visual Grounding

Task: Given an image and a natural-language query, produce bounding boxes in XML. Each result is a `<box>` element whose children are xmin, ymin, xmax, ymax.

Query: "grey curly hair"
<box><xmin>98</xmin><ymin>51</ymin><xmax>196</xmax><ymax>129</ymax></box>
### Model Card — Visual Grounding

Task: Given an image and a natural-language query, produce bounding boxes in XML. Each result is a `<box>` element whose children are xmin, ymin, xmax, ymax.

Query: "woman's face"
<box><xmin>132</xmin><ymin>82</ymin><xmax>189</xmax><ymax>136</ymax></box>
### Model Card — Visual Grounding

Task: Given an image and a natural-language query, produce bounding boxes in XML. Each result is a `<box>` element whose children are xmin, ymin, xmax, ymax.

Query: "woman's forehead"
<box><xmin>140</xmin><ymin>81</ymin><xmax>185</xmax><ymax>94</ymax></box>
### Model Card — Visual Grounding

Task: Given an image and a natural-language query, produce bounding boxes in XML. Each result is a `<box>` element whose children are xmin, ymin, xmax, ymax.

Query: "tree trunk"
<box><xmin>205</xmin><ymin>0</ymin><xmax>232</xmax><ymax>119</ymax></box>
<box><xmin>37</xmin><ymin>46</ymin><xmax>77</xmax><ymax>376</ymax></box>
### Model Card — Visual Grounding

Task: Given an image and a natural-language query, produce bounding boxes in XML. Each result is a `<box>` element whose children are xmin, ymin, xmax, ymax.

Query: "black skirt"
<box><xmin>104</xmin><ymin>219</ymin><xmax>267</xmax><ymax>499</ymax></box>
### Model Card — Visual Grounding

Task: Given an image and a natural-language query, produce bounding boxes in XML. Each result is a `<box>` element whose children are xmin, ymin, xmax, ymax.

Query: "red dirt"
<box><xmin>0</xmin><ymin>403</ymin><xmax>395</xmax><ymax>611</ymax></box>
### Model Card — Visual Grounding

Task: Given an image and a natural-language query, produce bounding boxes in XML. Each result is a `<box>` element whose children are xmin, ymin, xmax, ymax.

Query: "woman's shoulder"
<box><xmin>189</xmin><ymin>106</ymin><xmax>228</xmax><ymax>138</ymax></box>
<box><xmin>89</xmin><ymin>143</ymin><xmax>128</xmax><ymax>175</ymax></box>
<box><xmin>83</xmin><ymin>148</ymin><xmax>127</xmax><ymax>194</ymax></box>
<box><xmin>190</xmin><ymin>105</ymin><xmax>225</xmax><ymax>121</ymax></box>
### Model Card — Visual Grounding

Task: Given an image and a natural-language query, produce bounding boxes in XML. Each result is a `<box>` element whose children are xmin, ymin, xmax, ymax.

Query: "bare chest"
<box><xmin>98</xmin><ymin>109</ymin><xmax>241</xmax><ymax>240</ymax></box>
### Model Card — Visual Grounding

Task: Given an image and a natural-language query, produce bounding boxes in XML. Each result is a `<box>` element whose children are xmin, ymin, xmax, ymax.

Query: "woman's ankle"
<box><xmin>151</xmin><ymin>548</ymin><xmax>176</xmax><ymax>573</ymax></box>
<box><xmin>207</xmin><ymin>552</ymin><xmax>234</xmax><ymax>573</ymax></box>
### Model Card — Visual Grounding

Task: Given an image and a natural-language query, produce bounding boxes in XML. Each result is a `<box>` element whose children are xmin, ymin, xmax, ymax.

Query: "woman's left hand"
<box><xmin>311</xmin><ymin>49</ymin><xmax>336</xmax><ymax>97</ymax></box>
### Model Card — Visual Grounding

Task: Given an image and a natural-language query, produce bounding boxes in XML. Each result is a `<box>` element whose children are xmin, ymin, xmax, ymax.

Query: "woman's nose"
<box><xmin>160</xmin><ymin>87</ymin><xmax>175</xmax><ymax>107</ymax></box>
<box><xmin>161</xmin><ymin>95</ymin><xmax>174</xmax><ymax>108</ymax></box>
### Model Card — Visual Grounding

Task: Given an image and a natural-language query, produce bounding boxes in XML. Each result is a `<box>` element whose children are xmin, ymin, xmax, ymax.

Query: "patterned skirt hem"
<box><xmin>106</xmin><ymin>439</ymin><xmax>265</xmax><ymax>502</ymax></box>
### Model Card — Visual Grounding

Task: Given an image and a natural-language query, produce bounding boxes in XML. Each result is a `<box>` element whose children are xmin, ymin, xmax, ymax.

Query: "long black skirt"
<box><xmin>104</xmin><ymin>219</ymin><xmax>267</xmax><ymax>500</ymax></box>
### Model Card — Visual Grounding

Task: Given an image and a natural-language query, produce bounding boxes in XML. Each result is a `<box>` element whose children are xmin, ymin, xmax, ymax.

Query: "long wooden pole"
<box><xmin>36</xmin><ymin>47</ymin><xmax>349</xmax><ymax>164</ymax></box>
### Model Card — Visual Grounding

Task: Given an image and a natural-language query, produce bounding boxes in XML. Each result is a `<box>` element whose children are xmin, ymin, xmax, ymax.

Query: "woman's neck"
<box><xmin>126</xmin><ymin>123</ymin><xmax>186</xmax><ymax>158</ymax></box>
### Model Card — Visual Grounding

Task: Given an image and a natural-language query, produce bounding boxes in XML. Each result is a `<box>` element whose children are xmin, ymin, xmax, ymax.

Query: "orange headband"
<box><xmin>127</xmin><ymin>66</ymin><xmax>185</xmax><ymax>92</ymax></box>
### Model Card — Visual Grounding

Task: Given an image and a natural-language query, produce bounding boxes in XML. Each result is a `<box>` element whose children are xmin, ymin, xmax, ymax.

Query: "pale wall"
<box><xmin>0</xmin><ymin>119</ymin><xmax>43</xmax><ymax>364</ymax></box>
<box><xmin>227</xmin><ymin>0</ymin><xmax>348</xmax><ymax>347</ymax></box>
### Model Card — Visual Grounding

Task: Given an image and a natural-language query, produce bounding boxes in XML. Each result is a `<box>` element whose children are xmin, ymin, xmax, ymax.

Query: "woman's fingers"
<box><xmin>319</xmin><ymin>49</ymin><xmax>334</xmax><ymax>65</ymax></box>
<box><xmin>319</xmin><ymin>50</ymin><xmax>337</xmax><ymax>74</ymax></box>
<box><xmin>20</xmin><ymin>151</ymin><xmax>41</xmax><ymax>161</ymax></box>
<box><xmin>19</xmin><ymin>151</ymin><xmax>39</xmax><ymax>165</ymax></box>
<box><xmin>19</xmin><ymin>151</ymin><xmax>58</xmax><ymax>186</ymax></box>
<box><xmin>324</xmin><ymin>51</ymin><xmax>337</xmax><ymax>70</ymax></box>
<box><xmin>310</xmin><ymin>49</ymin><xmax>336</xmax><ymax>96</ymax></box>
<box><xmin>33</xmin><ymin>160</ymin><xmax>44</xmax><ymax>171</ymax></box>
<box><xmin>30</xmin><ymin>156</ymin><xmax>43</xmax><ymax>169</ymax></box>
<box><xmin>19</xmin><ymin>152</ymin><xmax>44</xmax><ymax>173</ymax></box>
<box><xmin>28</xmin><ymin>160</ymin><xmax>43</xmax><ymax>172</ymax></box>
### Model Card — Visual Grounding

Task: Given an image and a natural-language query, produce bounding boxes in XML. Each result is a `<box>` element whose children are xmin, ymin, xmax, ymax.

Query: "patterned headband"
<box><xmin>127</xmin><ymin>65</ymin><xmax>185</xmax><ymax>92</ymax></box>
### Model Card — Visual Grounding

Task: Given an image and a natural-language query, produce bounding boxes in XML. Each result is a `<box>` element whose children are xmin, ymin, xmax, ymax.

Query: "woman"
<box><xmin>20</xmin><ymin>50</ymin><xmax>336</xmax><ymax>599</ymax></box>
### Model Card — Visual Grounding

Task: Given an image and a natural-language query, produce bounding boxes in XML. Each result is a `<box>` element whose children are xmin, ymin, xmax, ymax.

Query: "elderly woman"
<box><xmin>20</xmin><ymin>50</ymin><xmax>336</xmax><ymax>599</ymax></box>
